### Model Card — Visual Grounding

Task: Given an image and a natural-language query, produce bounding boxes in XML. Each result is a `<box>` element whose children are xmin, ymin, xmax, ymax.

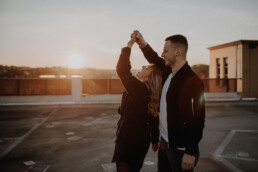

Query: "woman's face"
<box><xmin>136</xmin><ymin>65</ymin><xmax>153</xmax><ymax>82</ymax></box>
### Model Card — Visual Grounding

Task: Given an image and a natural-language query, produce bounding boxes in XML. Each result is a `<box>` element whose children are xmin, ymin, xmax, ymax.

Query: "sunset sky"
<box><xmin>0</xmin><ymin>0</ymin><xmax>258</xmax><ymax>69</ymax></box>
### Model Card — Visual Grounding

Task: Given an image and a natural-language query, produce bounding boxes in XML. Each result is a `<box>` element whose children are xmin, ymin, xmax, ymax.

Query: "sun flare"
<box><xmin>67</xmin><ymin>55</ymin><xmax>84</xmax><ymax>69</ymax></box>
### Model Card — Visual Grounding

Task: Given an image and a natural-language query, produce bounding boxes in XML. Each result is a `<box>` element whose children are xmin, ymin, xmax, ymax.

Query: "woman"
<box><xmin>112</xmin><ymin>36</ymin><xmax>162</xmax><ymax>172</ymax></box>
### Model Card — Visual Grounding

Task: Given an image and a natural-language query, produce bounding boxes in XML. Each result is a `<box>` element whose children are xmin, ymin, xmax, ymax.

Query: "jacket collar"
<box><xmin>172</xmin><ymin>61</ymin><xmax>191</xmax><ymax>79</ymax></box>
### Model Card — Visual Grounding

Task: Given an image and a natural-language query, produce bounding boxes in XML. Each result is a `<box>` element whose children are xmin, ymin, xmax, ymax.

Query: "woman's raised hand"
<box><xmin>127</xmin><ymin>34</ymin><xmax>137</xmax><ymax>48</ymax></box>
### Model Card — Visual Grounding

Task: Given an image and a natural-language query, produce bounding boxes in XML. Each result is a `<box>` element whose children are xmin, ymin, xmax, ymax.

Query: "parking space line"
<box><xmin>213</xmin><ymin>129</ymin><xmax>258</xmax><ymax>172</ymax></box>
<box><xmin>213</xmin><ymin>157</ymin><xmax>242</xmax><ymax>172</ymax></box>
<box><xmin>213</xmin><ymin>130</ymin><xmax>236</xmax><ymax>157</ymax></box>
<box><xmin>233</xmin><ymin>129</ymin><xmax>258</xmax><ymax>133</ymax></box>
<box><xmin>42</xmin><ymin>165</ymin><xmax>50</xmax><ymax>172</ymax></box>
<box><xmin>223</xmin><ymin>155</ymin><xmax>258</xmax><ymax>162</ymax></box>
<box><xmin>24</xmin><ymin>166</ymin><xmax>33</xmax><ymax>172</ymax></box>
<box><xmin>0</xmin><ymin>109</ymin><xmax>57</xmax><ymax>159</ymax></box>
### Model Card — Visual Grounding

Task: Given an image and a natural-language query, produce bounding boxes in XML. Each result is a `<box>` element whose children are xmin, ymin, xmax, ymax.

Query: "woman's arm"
<box><xmin>116</xmin><ymin>39</ymin><xmax>144</xmax><ymax>95</ymax></box>
<box><xmin>150</xmin><ymin>115</ymin><xmax>159</xmax><ymax>144</ymax></box>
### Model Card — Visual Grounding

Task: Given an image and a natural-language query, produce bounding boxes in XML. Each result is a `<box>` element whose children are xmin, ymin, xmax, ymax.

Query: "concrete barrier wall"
<box><xmin>82</xmin><ymin>79</ymin><xmax>125</xmax><ymax>94</ymax></box>
<box><xmin>0</xmin><ymin>79</ymin><xmax>72</xmax><ymax>95</ymax></box>
<box><xmin>0</xmin><ymin>78</ymin><xmax>125</xmax><ymax>96</ymax></box>
<box><xmin>1</xmin><ymin>78</ymin><xmax>237</xmax><ymax>96</ymax></box>
<box><xmin>0</xmin><ymin>78</ymin><xmax>243</xmax><ymax>105</ymax></box>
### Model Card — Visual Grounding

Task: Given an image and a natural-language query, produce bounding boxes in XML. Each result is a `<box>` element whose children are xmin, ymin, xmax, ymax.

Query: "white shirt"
<box><xmin>159</xmin><ymin>73</ymin><xmax>173</xmax><ymax>142</ymax></box>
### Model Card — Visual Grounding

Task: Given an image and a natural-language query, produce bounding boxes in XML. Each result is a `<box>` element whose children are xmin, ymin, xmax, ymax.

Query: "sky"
<box><xmin>0</xmin><ymin>0</ymin><xmax>258</xmax><ymax>69</ymax></box>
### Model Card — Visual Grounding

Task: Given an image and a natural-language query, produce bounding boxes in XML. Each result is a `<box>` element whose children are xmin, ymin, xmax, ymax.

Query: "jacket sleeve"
<box><xmin>185</xmin><ymin>79</ymin><xmax>206</xmax><ymax>156</ymax></box>
<box><xmin>116</xmin><ymin>47</ymin><xmax>143</xmax><ymax>96</ymax></box>
<box><xmin>140</xmin><ymin>44</ymin><xmax>166</xmax><ymax>69</ymax></box>
<box><xmin>149</xmin><ymin>114</ymin><xmax>160</xmax><ymax>144</ymax></box>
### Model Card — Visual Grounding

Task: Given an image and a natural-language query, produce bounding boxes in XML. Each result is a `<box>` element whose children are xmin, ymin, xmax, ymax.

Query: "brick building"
<box><xmin>208</xmin><ymin>40</ymin><xmax>258</xmax><ymax>97</ymax></box>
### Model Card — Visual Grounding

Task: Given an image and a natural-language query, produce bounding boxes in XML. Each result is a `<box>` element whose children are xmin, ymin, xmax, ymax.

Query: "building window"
<box><xmin>216</xmin><ymin>58</ymin><xmax>220</xmax><ymax>79</ymax></box>
<box><xmin>223</xmin><ymin>57</ymin><xmax>228</xmax><ymax>78</ymax></box>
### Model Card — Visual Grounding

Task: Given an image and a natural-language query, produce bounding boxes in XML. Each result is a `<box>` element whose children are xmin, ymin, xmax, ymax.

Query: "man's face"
<box><xmin>161</xmin><ymin>41</ymin><xmax>177</xmax><ymax>67</ymax></box>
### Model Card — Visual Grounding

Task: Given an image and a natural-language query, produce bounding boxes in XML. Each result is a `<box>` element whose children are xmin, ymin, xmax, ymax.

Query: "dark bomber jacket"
<box><xmin>141</xmin><ymin>44</ymin><xmax>205</xmax><ymax>156</ymax></box>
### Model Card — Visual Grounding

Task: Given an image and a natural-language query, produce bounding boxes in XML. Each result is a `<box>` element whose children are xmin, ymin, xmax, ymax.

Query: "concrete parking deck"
<box><xmin>0</xmin><ymin>102</ymin><xmax>258</xmax><ymax>172</ymax></box>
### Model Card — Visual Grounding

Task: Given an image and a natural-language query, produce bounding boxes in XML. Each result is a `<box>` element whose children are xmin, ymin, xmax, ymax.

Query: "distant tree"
<box><xmin>191</xmin><ymin>64</ymin><xmax>209</xmax><ymax>78</ymax></box>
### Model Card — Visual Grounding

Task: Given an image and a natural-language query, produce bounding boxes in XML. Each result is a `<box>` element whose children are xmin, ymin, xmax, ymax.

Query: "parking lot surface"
<box><xmin>0</xmin><ymin>102</ymin><xmax>258</xmax><ymax>172</ymax></box>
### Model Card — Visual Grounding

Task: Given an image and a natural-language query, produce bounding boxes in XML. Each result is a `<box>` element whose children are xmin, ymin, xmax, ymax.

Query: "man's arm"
<box><xmin>182</xmin><ymin>78</ymin><xmax>205</xmax><ymax>170</ymax></box>
<box><xmin>186</xmin><ymin>79</ymin><xmax>205</xmax><ymax>156</ymax></box>
<box><xmin>133</xmin><ymin>31</ymin><xmax>166</xmax><ymax>69</ymax></box>
<box><xmin>141</xmin><ymin>45</ymin><xmax>166</xmax><ymax>69</ymax></box>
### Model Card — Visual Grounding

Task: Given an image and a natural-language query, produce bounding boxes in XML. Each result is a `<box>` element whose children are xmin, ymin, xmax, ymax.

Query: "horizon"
<box><xmin>0</xmin><ymin>63</ymin><xmax>209</xmax><ymax>70</ymax></box>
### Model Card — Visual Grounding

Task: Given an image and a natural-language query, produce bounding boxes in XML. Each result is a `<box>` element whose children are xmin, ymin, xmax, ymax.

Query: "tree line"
<box><xmin>0</xmin><ymin>64</ymin><xmax>209</xmax><ymax>79</ymax></box>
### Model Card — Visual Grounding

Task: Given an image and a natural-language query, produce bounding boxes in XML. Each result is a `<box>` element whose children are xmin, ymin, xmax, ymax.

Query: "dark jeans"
<box><xmin>158</xmin><ymin>137</ymin><xmax>199</xmax><ymax>172</ymax></box>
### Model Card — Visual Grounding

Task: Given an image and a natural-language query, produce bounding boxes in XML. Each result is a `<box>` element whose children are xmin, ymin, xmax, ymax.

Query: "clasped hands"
<box><xmin>127</xmin><ymin>31</ymin><xmax>147</xmax><ymax>48</ymax></box>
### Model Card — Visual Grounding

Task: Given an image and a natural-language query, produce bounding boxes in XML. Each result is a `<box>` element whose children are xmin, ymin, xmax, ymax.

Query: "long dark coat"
<box><xmin>112</xmin><ymin>47</ymin><xmax>159</xmax><ymax>169</ymax></box>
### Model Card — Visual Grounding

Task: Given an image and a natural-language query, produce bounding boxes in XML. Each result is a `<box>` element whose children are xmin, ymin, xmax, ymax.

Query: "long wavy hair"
<box><xmin>145</xmin><ymin>65</ymin><xmax>162</xmax><ymax>117</ymax></box>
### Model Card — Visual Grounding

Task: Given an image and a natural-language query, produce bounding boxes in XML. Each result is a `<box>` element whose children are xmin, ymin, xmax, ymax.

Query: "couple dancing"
<box><xmin>112</xmin><ymin>31</ymin><xmax>205</xmax><ymax>172</ymax></box>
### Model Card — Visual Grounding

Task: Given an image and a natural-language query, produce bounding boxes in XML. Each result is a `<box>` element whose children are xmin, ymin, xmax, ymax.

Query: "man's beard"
<box><xmin>165</xmin><ymin>58</ymin><xmax>176</xmax><ymax>67</ymax></box>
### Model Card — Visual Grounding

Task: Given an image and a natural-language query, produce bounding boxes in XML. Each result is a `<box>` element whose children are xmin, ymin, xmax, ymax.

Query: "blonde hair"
<box><xmin>145</xmin><ymin>65</ymin><xmax>162</xmax><ymax>117</ymax></box>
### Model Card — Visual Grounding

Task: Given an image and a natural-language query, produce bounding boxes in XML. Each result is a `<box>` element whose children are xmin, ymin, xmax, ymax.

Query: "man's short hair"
<box><xmin>165</xmin><ymin>34</ymin><xmax>188</xmax><ymax>52</ymax></box>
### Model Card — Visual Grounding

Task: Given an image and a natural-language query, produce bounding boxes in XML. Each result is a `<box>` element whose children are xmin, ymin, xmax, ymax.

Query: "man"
<box><xmin>132</xmin><ymin>31</ymin><xmax>205</xmax><ymax>172</ymax></box>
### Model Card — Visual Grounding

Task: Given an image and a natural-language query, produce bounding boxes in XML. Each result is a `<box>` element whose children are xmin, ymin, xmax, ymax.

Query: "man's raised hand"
<box><xmin>132</xmin><ymin>30</ymin><xmax>148</xmax><ymax>48</ymax></box>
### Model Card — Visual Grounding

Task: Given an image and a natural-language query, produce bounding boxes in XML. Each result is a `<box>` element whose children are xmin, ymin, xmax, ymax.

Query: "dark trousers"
<box><xmin>157</xmin><ymin>137</ymin><xmax>199</xmax><ymax>172</ymax></box>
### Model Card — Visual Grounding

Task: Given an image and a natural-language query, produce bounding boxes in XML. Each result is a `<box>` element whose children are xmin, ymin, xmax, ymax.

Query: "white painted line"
<box><xmin>213</xmin><ymin>130</ymin><xmax>258</xmax><ymax>172</ymax></box>
<box><xmin>214</xmin><ymin>157</ymin><xmax>242</xmax><ymax>172</ymax></box>
<box><xmin>25</xmin><ymin>166</ymin><xmax>33</xmax><ymax>172</ymax></box>
<box><xmin>242</xmin><ymin>97</ymin><xmax>257</xmax><ymax>101</ymax></box>
<box><xmin>67</xmin><ymin>136</ymin><xmax>82</xmax><ymax>141</ymax></box>
<box><xmin>82</xmin><ymin>123</ymin><xmax>92</xmax><ymax>126</ymax></box>
<box><xmin>233</xmin><ymin>130</ymin><xmax>258</xmax><ymax>133</ymax></box>
<box><xmin>65</xmin><ymin>132</ymin><xmax>75</xmax><ymax>135</ymax></box>
<box><xmin>144</xmin><ymin>161</ymin><xmax>155</xmax><ymax>166</ymax></box>
<box><xmin>24</xmin><ymin>164</ymin><xmax>50</xmax><ymax>172</ymax></box>
<box><xmin>213</xmin><ymin>130</ymin><xmax>236</xmax><ymax>157</ymax></box>
<box><xmin>45</xmin><ymin>124</ymin><xmax>55</xmax><ymax>128</ymax></box>
<box><xmin>24</xmin><ymin>161</ymin><xmax>36</xmax><ymax>166</ymax></box>
<box><xmin>101</xmin><ymin>163</ymin><xmax>116</xmax><ymax>172</ymax></box>
<box><xmin>0</xmin><ymin>109</ymin><xmax>57</xmax><ymax>159</ymax></box>
<box><xmin>42</xmin><ymin>165</ymin><xmax>50</xmax><ymax>172</ymax></box>
<box><xmin>237</xmin><ymin>152</ymin><xmax>249</xmax><ymax>158</ymax></box>
<box><xmin>52</xmin><ymin>122</ymin><xmax>62</xmax><ymax>125</ymax></box>
<box><xmin>222</xmin><ymin>154</ymin><xmax>258</xmax><ymax>162</ymax></box>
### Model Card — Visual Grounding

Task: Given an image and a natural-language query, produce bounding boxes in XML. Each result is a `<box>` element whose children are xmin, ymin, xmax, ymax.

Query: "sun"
<box><xmin>67</xmin><ymin>55</ymin><xmax>84</xmax><ymax>69</ymax></box>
